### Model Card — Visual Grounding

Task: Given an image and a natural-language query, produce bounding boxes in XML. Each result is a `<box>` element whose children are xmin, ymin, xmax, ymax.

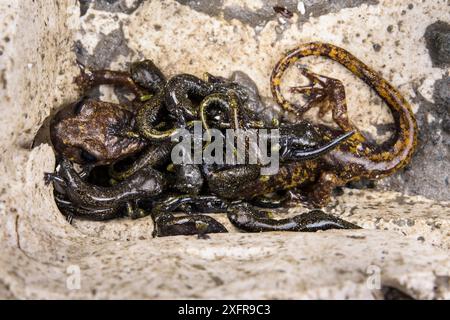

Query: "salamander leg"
<box><xmin>44</xmin><ymin>172</ymin><xmax>65</xmax><ymax>186</ymax></box>
<box><xmin>66</xmin><ymin>214</ymin><xmax>74</xmax><ymax>224</ymax></box>
<box><xmin>53</xmin><ymin>194</ymin><xmax>75</xmax><ymax>224</ymax></box>
<box><xmin>291</xmin><ymin>68</ymin><xmax>354</xmax><ymax>132</ymax></box>
<box><xmin>307</xmin><ymin>171</ymin><xmax>345</xmax><ymax>207</ymax></box>
<box><xmin>126</xmin><ymin>200</ymin><xmax>149</xmax><ymax>219</ymax></box>
<box><xmin>74</xmin><ymin>61</ymin><xmax>145</xmax><ymax>98</ymax></box>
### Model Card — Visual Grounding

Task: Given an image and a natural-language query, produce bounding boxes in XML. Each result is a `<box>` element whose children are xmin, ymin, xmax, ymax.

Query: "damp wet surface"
<box><xmin>1</xmin><ymin>0</ymin><xmax>449</xmax><ymax>300</ymax></box>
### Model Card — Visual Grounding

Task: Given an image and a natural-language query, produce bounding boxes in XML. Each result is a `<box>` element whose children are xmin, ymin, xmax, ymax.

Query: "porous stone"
<box><xmin>0</xmin><ymin>0</ymin><xmax>449</xmax><ymax>300</ymax></box>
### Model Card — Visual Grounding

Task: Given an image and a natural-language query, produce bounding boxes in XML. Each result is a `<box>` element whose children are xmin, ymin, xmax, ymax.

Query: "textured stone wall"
<box><xmin>0</xmin><ymin>0</ymin><xmax>448</xmax><ymax>299</ymax></box>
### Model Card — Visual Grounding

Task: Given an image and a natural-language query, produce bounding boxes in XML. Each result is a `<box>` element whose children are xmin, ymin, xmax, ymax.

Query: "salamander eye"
<box><xmin>73</xmin><ymin>98</ymin><xmax>86</xmax><ymax>115</ymax></box>
<box><xmin>80</xmin><ymin>149</ymin><xmax>97</xmax><ymax>163</ymax></box>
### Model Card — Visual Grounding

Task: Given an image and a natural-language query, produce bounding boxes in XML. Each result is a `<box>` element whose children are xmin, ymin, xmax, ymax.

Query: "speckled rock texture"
<box><xmin>0</xmin><ymin>0</ymin><xmax>449</xmax><ymax>299</ymax></box>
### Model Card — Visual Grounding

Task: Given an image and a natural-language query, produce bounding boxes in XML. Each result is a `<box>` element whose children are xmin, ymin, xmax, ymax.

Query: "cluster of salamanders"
<box><xmin>45</xmin><ymin>42</ymin><xmax>418</xmax><ymax>237</ymax></box>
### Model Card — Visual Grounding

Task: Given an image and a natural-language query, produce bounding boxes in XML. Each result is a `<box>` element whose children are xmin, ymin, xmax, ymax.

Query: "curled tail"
<box><xmin>270</xmin><ymin>42</ymin><xmax>418</xmax><ymax>178</ymax></box>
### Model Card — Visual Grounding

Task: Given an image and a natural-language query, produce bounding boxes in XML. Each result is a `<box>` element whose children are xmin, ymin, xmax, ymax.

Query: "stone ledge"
<box><xmin>1</xmin><ymin>229</ymin><xmax>449</xmax><ymax>299</ymax></box>
<box><xmin>0</xmin><ymin>0</ymin><xmax>449</xmax><ymax>299</ymax></box>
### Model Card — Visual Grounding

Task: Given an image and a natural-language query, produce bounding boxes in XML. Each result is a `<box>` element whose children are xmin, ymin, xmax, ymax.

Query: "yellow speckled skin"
<box><xmin>249</xmin><ymin>42</ymin><xmax>418</xmax><ymax>205</ymax></box>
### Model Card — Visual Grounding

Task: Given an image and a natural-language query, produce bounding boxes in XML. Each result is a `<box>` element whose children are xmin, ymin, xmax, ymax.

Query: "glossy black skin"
<box><xmin>135</xmin><ymin>73</ymin><xmax>254</xmax><ymax>140</ymax></box>
<box><xmin>173</xmin><ymin>164</ymin><xmax>204</xmax><ymax>195</ymax></box>
<box><xmin>48</xmin><ymin>60</ymin><xmax>359</xmax><ymax>234</ymax></box>
<box><xmin>165</xmin><ymin>99</ymin><xmax>355</xmax><ymax>236</ymax></box>
<box><xmin>151</xmin><ymin>195</ymin><xmax>228</xmax><ymax>238</ymax></box>
<box><xmin>53</xmin><ymin>193</ymin><xmax>122</xmax><ymax>221</ymax></box>
<box><xmin>70</xmin><ymin>60</ymin><xmax>351</xmax><ymax>175</ymax></box>
<box><xmin>130</xmin><ymin>70</ymin><xmax>354</xmax><ymax>194</ymax></box>
<box><xmin>211</xmin><ymin>71</ymin><xmax>279</xmax><ymax>127</ymax></box>
<box><xmin>51</xmin><ymin>59</ymin><xmax>168</xmax><ymax>167</ymax></box>
<box><xmin>152</xmin><ymin>213</ymin><xmax>227</xmax><ymax>238</ymax></box>
<box><xmin>227</xmin><ymin>203</ymin><xmax>360</xmax><ymax>232</ymax></box>
<box><xmin>48</xmin><ymin>131</ymin><xmax>354</xmax><ymax>232</ymax></box>
<box><xmin>150</xmin><ymin>195</ymin><xmax>359</xmax><ymax>236</ymax></box>
<box><xmin>164</xmin><ymin>72</ymin><xmax>252</xmax><ymax>125</ymax></box>
<box><xmin>109</xmin><ymin>142</ymin><xmax>172</xmax><ymax>180</ymax></box>
<box><xmin>202</xmin><ymin>125</ymin><xmax>354</xmax><ymax>200</ymax></box>
<box><xmin>131</xmin><ymin>60</ymin><xmax>166</xmax><ymax>93</ymax></box>
<box><xmin>165</xmin><ymin>74</ymin><xmax>212</xmax><ymax>124</ymax></box>
<box><xmin>45</xmin><ymin>159</ymin><xmax>165</xmax><ymax>219</ymax></box>
<box><xmin>279</xmin><ymin>123</ymin><xmax>355</xmax><ymax>161</ymax></box>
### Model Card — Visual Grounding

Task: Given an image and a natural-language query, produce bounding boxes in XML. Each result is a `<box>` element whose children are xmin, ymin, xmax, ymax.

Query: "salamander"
<box><xmin>44</xmin><ymin>159</ymin><xmax>166</xmax><ymax>220</ymax></box>
<box><xmin>205</xmin><ymin>42</ymin><xmax>418</xmax><ymax>206</ymax></box>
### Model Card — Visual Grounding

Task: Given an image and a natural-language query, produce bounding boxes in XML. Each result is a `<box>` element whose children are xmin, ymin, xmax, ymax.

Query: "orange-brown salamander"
<box><xmin>206</xmin><ymin>42</ymin><xmax>418</xmax><ymax>206</ymax></box>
